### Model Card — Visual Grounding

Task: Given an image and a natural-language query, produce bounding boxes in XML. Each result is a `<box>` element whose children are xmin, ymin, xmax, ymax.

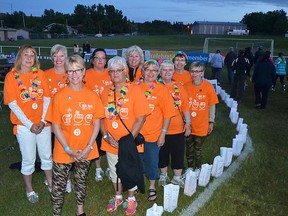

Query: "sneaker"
<box><xmin>106</xmin><ymin>196</ymin><xmax>123</xmax><ymax>212</ymax></box>
<box><xmin>171</xmin><ymin>176</ymin><xmax>185</xmax><ymax>188</ymax></box>
<box><xmin>43</xmin><ymin>179</ymin><xmax>48</xmax><ymax>186</ymax></box>
<box><xmin>65</xmin><ymin>179</ymin><xmax>72</xmax><ymax>193</ymax></box>
<box><xmin>95</xmin><ymin>168</ymin><xmax>105</xmax><ymax>182</ymax></box>
<box><xmin>123</xmin><ymin>198</ymin><xmax>137</xmax><ymax>215</ymax></box>
<box><xmin>26</xmin><ymin>191</ymin><xmax>39</xmax><ymax>204</ymax></box>
<box><xmin>158</xmin><ymin>173</ymin><xmax>170</xmax><ymax>186</ymax></box>
<box><xmin>106</xmin><ymin>168</ymin><xmax>112</xmax><ymax>181</ymax></box>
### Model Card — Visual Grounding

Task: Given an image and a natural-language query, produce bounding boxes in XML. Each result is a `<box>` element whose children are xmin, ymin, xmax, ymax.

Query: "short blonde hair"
<box><xmin>14</xmin><ymin>44</ymin><xmax>40</xmax><ymax>71</ymax></box>
<box><xmin>64</xmin><ymin>54</ymin><xmax>85</xmax><ymax>71</ymax></box>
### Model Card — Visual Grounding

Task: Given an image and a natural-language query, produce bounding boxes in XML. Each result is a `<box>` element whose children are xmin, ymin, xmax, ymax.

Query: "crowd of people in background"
<box><xmin>3</xmin><ymin>42</ymin><xmax>286</xmax><ymax>215</ymax></box>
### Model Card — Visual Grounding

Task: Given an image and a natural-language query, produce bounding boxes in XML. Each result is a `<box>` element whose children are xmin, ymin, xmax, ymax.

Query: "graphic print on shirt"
<box><xmin>20</xmin><ymin>79</ymin><xmax>43</xmax><ymax>103</ymax></box>
<box><xmin>188</xmin><ymin>93</ymin><xmax>207</xmax><ymax>117</ymax></box>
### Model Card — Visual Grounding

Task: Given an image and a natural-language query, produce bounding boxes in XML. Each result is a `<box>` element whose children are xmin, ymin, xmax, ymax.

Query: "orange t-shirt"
<box><xmin>100</xmin><ymin>83</ymin><xmax>150</xmax><ymax>155</ymax></box>
<box><xmin>163</xmin><ymin>82</ymin><xmax>189</xmax><ymax>135</ymax></box>
<box><xmin>125</xmin><ymin>65</ymin><xmax>142</xmax><ymax>82</ymax></box>
<box><xmin>45</xmin><ymin>68</ymin><xmax>67</xmax><ymax>96</ymax></box>
<box><xmin>138</xmin><ymin>81</ymin><xmax>176</xmax><ymax>142</ymax></box>
<box><xmin>85</xmin><ymin>68</ymin><xmax>112</xmax><ymax>95</ymax></box>
<box><xmin>45</xmin><ymin>86</ymin><xmax>105</xmax><ymax>163</ymax></box>
<box><xmin>4</xmin><ymin>68</ymin><xmax>50</xmax><ymax>127</ymax></box>
<box><xmin>173</xmin><ymin>70</ymin><xmax>192</xmax><ymax>86</ymax></box>
<box><xmin>184</xmin><ymin>80</ymin><xmax>219</xmax><ymax>136</ymax></box>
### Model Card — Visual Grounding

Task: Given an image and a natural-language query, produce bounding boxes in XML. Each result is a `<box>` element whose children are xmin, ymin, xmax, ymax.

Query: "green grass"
<box><xmin>1</xmin><ymin>35</ymin><xmax>288</xmax><ymax>215</ymax></box>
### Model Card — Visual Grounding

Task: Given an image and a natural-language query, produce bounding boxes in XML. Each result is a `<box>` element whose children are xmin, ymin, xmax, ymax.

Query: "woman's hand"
<box><xmin>157</xmin><ymin>132</ymin><xmax>165</xmax><ymax>147</ymax></box>
<box><xmin>184</xmin><ymin>123</ymin><xmax>191</xmax><ymax>137</ymax></box>
<box><xmin>77</xmin><ymin>146</ymin><xmax>91</xmax><ymax>161</ymax></box>
<box><xmin>30</xmin><ymin>122</ymin><xmax>45</xmax><ymax>134</ymax></box>
<box><xmin>106</xmin><ymin>136</ymin><xmax>119</xmax><ymax>148</ymax></box>
<box><xmin>207</xmin><ymin>122</ymin><xmax>214</xmax><ymax>135</ymax></box>
<box><xmin>67</xmin><ymin>149</ymin><xmax>83</xmax><ymax>162</ymax></box>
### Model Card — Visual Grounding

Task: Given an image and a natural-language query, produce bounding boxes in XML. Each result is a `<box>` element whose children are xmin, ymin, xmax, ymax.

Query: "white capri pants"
<box><xmin>16</xmin><ymin>125</ymin><xmax>53</xmax><ymax>175</ymax></box>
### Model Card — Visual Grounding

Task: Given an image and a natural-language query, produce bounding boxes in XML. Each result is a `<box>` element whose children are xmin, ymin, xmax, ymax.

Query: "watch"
<box><xmin>103</xmin><ymin>134</ymin><xmax>109</xmax><ymax>139</ymax></box>
<box><xmin>87</xmin><ymin>144</ymin><xmax>93</xmax><ymax>150</ymax></box>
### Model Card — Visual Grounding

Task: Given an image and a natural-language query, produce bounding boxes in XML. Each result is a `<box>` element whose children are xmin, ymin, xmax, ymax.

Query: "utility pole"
<box><xmin>22</xmin><ymin>13</ymin><xmax>26</xmax><ymax>28</ymax></box>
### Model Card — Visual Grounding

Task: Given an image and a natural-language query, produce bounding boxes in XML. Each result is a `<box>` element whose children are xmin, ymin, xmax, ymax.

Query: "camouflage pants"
<box><xmin>51</xmin><ymin>160</ymin><xmax>90</xmax><ymax>216</ymax></box>
<box><xmin>185</xmin><ymin>135</ymin><xmax>206</xmax><ymax>169</ymax></box>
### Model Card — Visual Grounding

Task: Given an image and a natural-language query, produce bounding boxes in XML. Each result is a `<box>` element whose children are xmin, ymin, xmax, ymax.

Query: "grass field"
<box><xmin>0</xmin><ymin>35</ymin><xmax>288</xmax><ymax>215</ymax></box>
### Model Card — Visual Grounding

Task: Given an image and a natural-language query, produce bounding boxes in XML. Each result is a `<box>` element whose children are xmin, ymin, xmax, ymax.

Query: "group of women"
<box><xmin>4</xmin><ymin>44</ymin><xmax>218</xmax><ymax>216</ymax></box>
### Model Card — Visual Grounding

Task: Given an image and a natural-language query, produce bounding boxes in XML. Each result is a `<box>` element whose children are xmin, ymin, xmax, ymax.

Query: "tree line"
<box><xmin>0</xmin><ymin>4</ymin><xmax>287</xmax><ymax>35</ymax></box>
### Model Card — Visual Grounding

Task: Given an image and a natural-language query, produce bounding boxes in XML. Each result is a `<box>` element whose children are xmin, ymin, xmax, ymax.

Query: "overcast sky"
<box><xmin>1</xmin><ymin>0</ymin><xmax>288</xmax><ymax>24</ymax></box>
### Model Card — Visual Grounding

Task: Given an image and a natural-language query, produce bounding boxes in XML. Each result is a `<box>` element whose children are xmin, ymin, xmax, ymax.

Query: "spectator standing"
<box><xmin>73</xmin><ymin>43</ymin><xmax>79</xmax><ymax>55</ymax></box>
<box><xmin>4</xmin><ymin>44</ymin><xmax>52</xmax><ymax>203</ymax></box>
<box><xmin>254</xmin><ymin>45</ymin><xmax>264</xmax><ymax>64</ymax></box>
<box><xmin>46</xmin><ymin>55</ymin><xmax>105</xmax><ymax>216</ymax></box>
<box><xmin>45</xmin><ymin>44</ymin><xmax>73</xmax><ymax>193</ymax></box>
<box><xmin>184</xmin><ymin>62</ymin><xmax>219</xmax><ymax>177</ymax></box>
<box><xmin>158</xmin><ymin>60</ymin><xmax>191</xmax><ymax>188</ymax></box>
<box><xmin>224</xmin><ymin>47</ymin><xmax>237</xmax><ymax>85</ymax></box>
<box><xmin>125</xmin><ymin>45</ymin><xmax>144</xmax><ymax>82</ymax></box>
<box><xmin>137</xmin><ymin>59</ymin><xmax>175</xmax><ymax>202</ymax></box>
<box><xmin>100</xmin><ymin>56</ymin><xmax>149</xmax><ymax>215</ymax></box>
<box><xmin>230</xmin><ymin>50</ymin><xmax>250</xmax><ymax>101</ymax></box>
<box><xmin>85</xmin><ymin>48</ymin><xmax>112</xmax><ymax>181</ymax></box>
<box><xmin>272</xmin><ymin>52</ymin><xmax>286</xmax><ymax>92</ymax></box>
<box><xmin>172</xmin><ymin>51</ymin><xmax>192</xmax><ymax>86</ymax></box>
<box><xmin>244</xmin><ymin>47</ymin><xmax>254</xmax><ymax>79</ymax></box>
<box><xmin>210</xmin><ymin>49</ymin><xmax>224</xmax><ymax>85</ymax></box>
<box><xmin>252</xmin><ymin>52</ymin><xmax>276</xmax><ymax>109</ymax></box>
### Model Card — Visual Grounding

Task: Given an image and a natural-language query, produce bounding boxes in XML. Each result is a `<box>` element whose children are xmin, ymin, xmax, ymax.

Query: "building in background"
<box><xmin>0</xmin><ymin>28</ymin><xmax>17</xmax><ymax>41</ymax></box>
<box><xmin>192</xmin><ymin>21</ymin><xmax>247</xmax><ymax>35</ymax></box>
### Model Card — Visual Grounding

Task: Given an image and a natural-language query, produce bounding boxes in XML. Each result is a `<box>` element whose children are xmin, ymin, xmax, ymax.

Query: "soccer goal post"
<box><xmin>203</xmin><ymin>38</ymin><xmax>274</xmax><ymax>56</ymax></box>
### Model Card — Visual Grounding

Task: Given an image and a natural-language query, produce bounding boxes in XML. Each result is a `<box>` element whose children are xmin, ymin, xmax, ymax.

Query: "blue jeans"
<box><xmin>211</xmin><ymin>67</ymin><xmax>222</xmax><ymax>84</ymax></box>
<box><xmin>144</xmin><ymin>142</ymin><xmax>160</xmax><ymax>180</ymax></box>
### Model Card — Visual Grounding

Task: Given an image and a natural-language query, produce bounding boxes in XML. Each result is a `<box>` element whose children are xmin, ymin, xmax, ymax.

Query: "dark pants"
<box><xmin>210</xmin><ymin>67</ymin><xmax>222</xmax><ymax>84</ymax></box>
<box><xmin>227</xmin><ymin>66</ymin><xmax>233</xmax><ymax>85</ymax></box>
<box><xmin>231</xmin><ymin>74</ymin><xmax>246</xmax><ymax>101</ymax></box>
<box><xmin>185</xmin><ymin>135</ymin><xmax>206</xmax><ymax>169</ymax></box>
<box><xmin>273</xmin><ymin>75</ymin><xmax>286</xmax><ymax>89</ymax></box>
<box><xmin>51</xmin><ymin>161</ymin><xmax>90</xmax><ymax>216</ymax></box>
<box><xmin>254</xmin><ymin>84</ymin><xmax>270</xmax><ymax>109</ymax></box>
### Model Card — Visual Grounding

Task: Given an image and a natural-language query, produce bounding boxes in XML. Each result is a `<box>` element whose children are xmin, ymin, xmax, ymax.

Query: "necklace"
<box><xmin>136</xmin><ymin>79</ymin><xmax>155</xmax><ymax>98</ymax></box>
<box><xmin>14</xmin><ymin>67</ymin><xmax>38</xmax><ymax>101</ymax></box>
<box><xmin>107</xmin><ymin>83</ymin><xmax>129</xmax><ymax>120</ymax></box>
<box><xmin>173</xmin><ymin>82</ymin><xmax>181</xmax><ymax>106</ymax></box>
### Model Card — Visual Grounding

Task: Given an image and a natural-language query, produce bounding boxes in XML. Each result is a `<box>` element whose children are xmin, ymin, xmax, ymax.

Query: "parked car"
<box><xmin>95</xmin><ymin>33</ymin><xmax>102</xmax><ymax>38</ymax></box>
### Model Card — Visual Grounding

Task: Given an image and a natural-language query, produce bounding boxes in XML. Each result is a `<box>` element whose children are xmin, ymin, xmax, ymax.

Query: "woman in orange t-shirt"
<box><xmin>172</xmin><ymin>51</ymin><xmax>192</xmax><ymax>86</ymax></box>
<box><xmin>4</xmin><ymin>44</ymin><xmax>52</xmax><ymax>204</ymax></box>
<box><xmin>45</xmin><ymin>55</ymin><xmax>105</xmax><ymax>216</ymax></box>
<box><xmin>125</xmin><ymin>45</ymin><xmax>144</xmax><ymax>82</ymax></box>
<box><xmin>85</xmin><ymin>48</ymin><xmax>112</xmax><ymax>182</ymax></box>
<box><xmin>100</xmin><ymin>56</ymin><xmax>149</xmax><ymax>215</ymax></box>
<box><xmin>157</xmin><ymin>60</ymin><xmax>191</xmax><ymax>188</ymax></box>
<box><xmin>137</xmin><ymin>59</ymin><xmax>175</xmax><ymax>201</ymax></box>
<box><xmin>45</xmin><ymin>44</ymin><xmax>67</xmax><ymax>96</ymax></box>
<box><xmin>183</xmin><ymin>62</ymin><xmax>219</xmax><ymax>177</ymax></box>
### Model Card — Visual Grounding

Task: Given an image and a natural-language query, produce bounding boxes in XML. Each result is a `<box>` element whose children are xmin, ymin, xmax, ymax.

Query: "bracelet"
<box><xmin>64</xmin><ymin>146</ymin><xmax>70</xmax><ymax>152</ymax></box>
<box><xmin>162</xmin><ymin>128</ymin><xmax>167</xmax><ymax>133</ymax></box>
<box><xmin>185</xmin><ymin>118</ymin><xmax>191</xmax><ymax>123</ymax></box>
<box><xmin>103</xmin><ymin>133</ymin><xmax>109</xmax><ymax>139</ymax></box>
<box><xmin>87</xmin><ymin>144</ymin><xmax>93</xmax><ymax>150</ymax></box>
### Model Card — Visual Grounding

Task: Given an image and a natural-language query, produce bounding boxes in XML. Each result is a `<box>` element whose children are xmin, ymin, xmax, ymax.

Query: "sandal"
<box><xmin>147</xmin><ymin>189</ymin><xmax>157</xmax><ymax>202</ymax></box>
<box><xmin>26</xmin><ymin>191</ymin><xmax>39</xmax><ymax>204</ymax></box>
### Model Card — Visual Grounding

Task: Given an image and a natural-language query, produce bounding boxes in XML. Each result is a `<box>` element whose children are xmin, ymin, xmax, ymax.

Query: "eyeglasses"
<box><xmin>93</xmin><ymin>56</ymin><xmax>106</xmax><ymax>60</ymax></box>
<box><xmin>190</xmin><ymin>70</ymin><xmax>203</xmax><ymax>74</ymax></box>
<box><xmin>109</xmin><ymin>69</ymin><xmax>125</xmax><ymax>74</ymax></box>
<box><xmin>66</xmin><ymin>68</ymin><xmax>84</xmax><ymax>75</ymax></box>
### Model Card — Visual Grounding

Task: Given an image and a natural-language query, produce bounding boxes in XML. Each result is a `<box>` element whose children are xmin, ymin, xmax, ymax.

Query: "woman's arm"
<box><xmin>182</xmin><ymin>110</ymin><xmax>191</xmax><ymax>137</ymax></box>
<box><xmin>157</xmin><ymin>117</ymin><xmax>171</xmax><ymax>147</ymax></box>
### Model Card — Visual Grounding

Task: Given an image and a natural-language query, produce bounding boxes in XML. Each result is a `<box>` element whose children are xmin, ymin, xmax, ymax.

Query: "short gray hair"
<box><xmin>125</xmin><ymin>45</ymin><xmax>144</xmax><ymax>65</ymax></box>
<box><xmin>108</xmin><ymin>56</ymin><xmax>127</xmax><ymax>70</ymax></box>
<box><xmin>160</xmin><ymin>60</ymin><xmax>174</xmax><ymax>71</ymax></box>
<box><xmin>189</xmin><ymin>62</ymin><xmax>205</xmax><ymax>72</ymax></box>
<box><xmin>51</xmin><ymin>44</ymin><xmax>68</xmax><ymax>59</ymax></box>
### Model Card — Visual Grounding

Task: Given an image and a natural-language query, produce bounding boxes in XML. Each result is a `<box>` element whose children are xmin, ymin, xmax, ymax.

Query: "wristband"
<box><xmin>185</xmin><ymin>118</ymin><xmax>191</xmax><ymax>123</ymax></box>
<box><xmin>162</xmin><ymin>128</ymin><xmax>167</xmax><ymax>133</ymax></box>
<box><xmin>64</xmin><ymin>146</ymin><xmax>70</xmax><ymax>152</ymax></box>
